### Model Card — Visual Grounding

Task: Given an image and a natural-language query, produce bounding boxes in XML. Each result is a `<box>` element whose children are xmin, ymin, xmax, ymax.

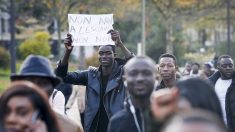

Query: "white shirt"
<box><xmin>215</xmin><ymin>78</ymin><xmax>232</xmax><ymax>125</ymax></box>
<box><xmin>49</xmin><ymin>89</ymin><xmax>66</xmax><ymax>115</ymax></box>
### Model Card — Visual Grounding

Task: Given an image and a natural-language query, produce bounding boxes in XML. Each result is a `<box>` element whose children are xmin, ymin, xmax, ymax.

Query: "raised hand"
<box><xmin>64</xmin><ymin>33</ymin><xmax>73</xmax><ymax>52</ymax></box>
<box><xmin>150</xmin><ymin>88</ymin><xmax>179</xmax><ymax>121</ymax></box>
<box><xmin>107</xmin><ymin>29</ymin><xmax>123</xmax><ymax>47</ymax></box>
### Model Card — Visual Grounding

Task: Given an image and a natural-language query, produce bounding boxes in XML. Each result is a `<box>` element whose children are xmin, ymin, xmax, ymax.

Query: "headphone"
<box><xmin>128</xmin><ymin>98</ymin><xmax>144</xmax><ymax>132</ymax></box>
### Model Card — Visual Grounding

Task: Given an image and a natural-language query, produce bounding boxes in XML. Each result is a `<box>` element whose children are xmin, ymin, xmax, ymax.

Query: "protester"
<box><xmin>0</xmin><ymin>81</ymin><xmax>61</xmax><ymax>132</ymax></box>
<box><xmin>162</xmin><ymin>110</ymin><xmax>227</xmax><ymax>132</ymax></box>
<box><xmin>208</xmin><ymin>55</ymin><xmax>235</xmax><ymax>131</ymax></box>
<box><xmin>201</xmin><ymin>62</ymin><xmax>215</xmax><ymax>78</ymax></box>
<box><xmin>10</xmin><ymin>55</ymin><xmax>83</xmax><ymax>132</ymax></box>
<box><xmin>56</xmin><ymin>29</ymin><xmax>134</xmax><ymax>132</ymax></box>
<box><xmin>189</xmin><ymin>62</ymin><xmax>201</xmax><ymax>78</ymax></box>
<box><xmin>107</xmin><ymin>56</ymin><xmax>156</xmax><ymax>132</ymax></box>
<box><xmin>181</xmin><ymin>62</ymin><xmax>192</xmax><ymax>77</ymax></box>
<box><xmin>157</xmin><ymin>53</ymin><xmax>178</xmax><ymax>89</ymax></box>
<box><xmin>149</xmin><ymin>78</ymin><xmax>224</xmax><ymax>131</ymax></box>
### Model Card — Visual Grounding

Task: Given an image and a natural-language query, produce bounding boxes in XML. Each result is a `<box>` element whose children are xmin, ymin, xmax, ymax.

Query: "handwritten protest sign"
<box><xmin>68</xmin><ymin>14</ymin><xmax>114</xmax><ymax>46</ymax></box>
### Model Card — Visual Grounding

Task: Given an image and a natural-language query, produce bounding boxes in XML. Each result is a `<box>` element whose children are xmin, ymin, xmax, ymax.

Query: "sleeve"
<box><xmin>107</xmin><ymin>116</ymin><xmax>121</xmax><ymax>132</ymax></box>
<box><xmin>125</xmin><ymin>52</ymin><xmax>135</xmax><ymax>61</ymax></box>
<box><xmin>107</xmin><ymin>119</ymin><xmax>116</xmax><ymax>132</ymax></box>
<box><xmin>55</xmin><ymin>61</ymin><xmax>88</xmax><ymax>85</ymax></box>
<box><xmin>50</xmin><ymin>90</ymin><xmax>66</xmax><ymax>115</ymax></box>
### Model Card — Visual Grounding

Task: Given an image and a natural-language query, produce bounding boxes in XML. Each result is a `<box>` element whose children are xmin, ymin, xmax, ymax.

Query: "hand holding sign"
<box><xmin>64</xmin><ymin>34</ymin><xmax>73</xmax><ymax>52</ymax></box>
<box><xmin>107</xmin><ymin>29</ymin><xmax>123</xmax><ymax>47</ymax></box>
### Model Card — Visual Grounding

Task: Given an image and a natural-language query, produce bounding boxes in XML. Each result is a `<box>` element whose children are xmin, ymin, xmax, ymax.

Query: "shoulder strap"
<box><xmin>52</xmin><ymin>89</ymin><xmax>58</xmax><ymax>101</ymax></box>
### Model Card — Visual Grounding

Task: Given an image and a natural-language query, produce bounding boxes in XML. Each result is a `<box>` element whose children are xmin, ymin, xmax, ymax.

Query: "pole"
<box><xmin>227</xmin><ymin>0</ymin><xmax>231</xmax><ymax>55</ymax></box>
<box><xmin>10</xmin><ymin>0</ymin><xmax>16</xmax><ymax>73</ymax></box>
<box><xmin>141</xmin><ymin>0</ymin><xmax>146</xmax><ymax>55</ymax></box>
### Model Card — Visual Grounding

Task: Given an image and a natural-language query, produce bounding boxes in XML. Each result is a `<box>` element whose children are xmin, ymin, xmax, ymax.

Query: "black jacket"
<box><xmin>108</xmin><ymin>98</ymin><xmax>163</xmax><ymax>132</ymax></box>
<box><xmin>209</xmin><ymin>71</ymin><xmax>235</xmax><ymax>131</ymax></box>
<box><xmin>107</xmin><ymin>99</ymin><xmax>143</xmax><ymax>132</ymax></box>
<box><xmin>56</xmin><ymin>58</ymin><xmax>127</xmax><ymax>132</ymax></box>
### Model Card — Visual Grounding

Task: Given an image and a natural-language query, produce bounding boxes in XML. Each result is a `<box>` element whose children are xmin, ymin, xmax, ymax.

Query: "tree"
<box><xmin>19</xmin><ymin>31</ymin><xmax>51</xmax><ymax>59</ymax></box>
<box><xmin>151</xmin><ymin>0</ymin><xmax>225</xmax><ymax>54</ymax></box>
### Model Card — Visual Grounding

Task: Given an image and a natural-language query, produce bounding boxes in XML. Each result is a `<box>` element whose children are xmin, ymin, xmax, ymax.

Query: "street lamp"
<box><xmin>141</xmin><ymin>0</ymin><xmax>146</xmax><ymax>55</ymax></box>
<box><xmin>227</xmin><ymin>0</ymin><xmax>231</xmax><ymax>55</ymax></box>
<box><xmin>10</xmin><ymin>0</ymin><xmax>16</xmax><ymax>73</ymax></box>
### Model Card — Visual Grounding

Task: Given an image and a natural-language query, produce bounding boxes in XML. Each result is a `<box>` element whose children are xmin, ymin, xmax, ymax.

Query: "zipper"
<box><xmin>94</xmin><ymin>110</ymin><xmax>101</xmax><ymax>132</ymax></box>
<box><xmin>94</xmin><ymin>76</ymin><xmax>102</xmax><ymax>131</ymax></box>
<box><xmin>103</xmin><ymin>93</ymin><xmax>110</xmax><ymax>119</ymax></box>
<box><xmin>140</xmin><ymin>110</ymin><xmax>145</xmax><ymax>132</ymax></box>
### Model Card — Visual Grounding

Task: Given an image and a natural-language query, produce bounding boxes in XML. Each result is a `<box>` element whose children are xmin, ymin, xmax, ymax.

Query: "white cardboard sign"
<box><xmin>68</xmin><ymin>14</ymin><xmax>114</xmax><ymax>46</ymax></box>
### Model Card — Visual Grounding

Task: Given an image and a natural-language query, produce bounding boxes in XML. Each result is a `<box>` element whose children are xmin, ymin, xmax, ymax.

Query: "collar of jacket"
<box><xmin>156</xmin><ymin>78</ymin><xmax>178</xmax><ymax>90</ymax></box>
<box><xmin>90</xmin><ymin>58</ymin><xmax>124</xmax><ymax>94</ymax></box>
<box><xmin>209</xmin><ymin>71</ymin><xmax>235</xmax><ymax>85</ymax></box>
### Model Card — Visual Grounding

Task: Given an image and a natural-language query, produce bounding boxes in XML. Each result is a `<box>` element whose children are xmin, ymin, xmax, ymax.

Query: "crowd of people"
<box><xmin>0</xmin><ymin>29</ymin><xmax>234</xmax><ymax>132</ymax></box>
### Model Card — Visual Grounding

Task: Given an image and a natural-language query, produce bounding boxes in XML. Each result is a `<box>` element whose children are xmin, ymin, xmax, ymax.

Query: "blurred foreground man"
<box><xmin>108</xmin><ymin>56</ymin><xmax>156</xmax><ymax>132</ymax></box>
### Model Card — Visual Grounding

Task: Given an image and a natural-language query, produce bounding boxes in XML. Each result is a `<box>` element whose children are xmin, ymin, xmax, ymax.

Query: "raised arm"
<box><xmin>61</xmin><ymin>33</ymin><xmax>74</xmax><ymax>66</ymax></box>
<box><xmin>56</xmin><ymin>34</ymin><xmax>88</xmax><ymax>85</ymax></box>
<box><xmin>108</xmin><ymin>29</ymin><xmax>134</xmax><ymax>59</ymax></box>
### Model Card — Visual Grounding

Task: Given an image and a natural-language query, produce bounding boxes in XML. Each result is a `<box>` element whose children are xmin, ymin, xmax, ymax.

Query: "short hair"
<box><xmin>124</xmin><ymin>56</ymin><xmax>156</xmax><ymax>73</ymax></box>
<box><xmin>185</xmin><ymin>61</ymin><xmax>192</xmax><ymax>66</ymax></box>
<box><xmin>99</xmin><ymin>45</ymin><xmax>116</xmax><ymax>53</ymax></box>
<box><xmin>158</xmin><ymin>53</ymin><xmax>177</xmax><ymax>65</ymax></box>
<box><xmin>192</xmin><ymin>62</ymin><xmax>200</xmax><ymax>68</ymax></box>
<box><xmin>217</xmin><ymin>55</ymin><xmax>232</xmax><ymax>63</ymax></box>
<box><xmin>176</xmin><ymin>78</ymin><xmax>223</xmax><ymax>118</ymax></box>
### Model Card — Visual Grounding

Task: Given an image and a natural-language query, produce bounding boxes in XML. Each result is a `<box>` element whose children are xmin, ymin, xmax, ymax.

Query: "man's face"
<box><xmin>159</xmin><ymin>57</ymin><xmax>176</xmax><ymax>80</ymax></box>
<box><xmin>203</xmin><ymin>64</ymin><xmax>211</xmax><ymax>75</ymax></box>
<box><xmin>124</xmin><ymin>60</ymin><xmax>155</xmax><ymax>98</ymax></box>
<box><xmin>98</xmin><ymin>45</ymin><xmax>115</xmax><ymax>67</ymax></box>
<box><xmin>217</xmin><ymin>58</ymin><xmax>234</xmax><ymax>79</ymax></box>
<box><xmin>185</xmin><ymin>63</ymin><xmax>192</xmax><ymax>72</ymax></box>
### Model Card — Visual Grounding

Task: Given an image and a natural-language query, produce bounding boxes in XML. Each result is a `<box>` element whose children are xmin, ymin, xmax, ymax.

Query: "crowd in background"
<box><xmin>0</xmin><ymin>29</ymin><xmax>234</xmax><ymax>132</ymax></box>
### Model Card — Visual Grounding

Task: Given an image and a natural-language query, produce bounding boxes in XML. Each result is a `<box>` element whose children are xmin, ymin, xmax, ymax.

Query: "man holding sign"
<box><xmin>55</xmin><ymin>29</ymin><xmax>133</xmax><ymax>132</ymax></box>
